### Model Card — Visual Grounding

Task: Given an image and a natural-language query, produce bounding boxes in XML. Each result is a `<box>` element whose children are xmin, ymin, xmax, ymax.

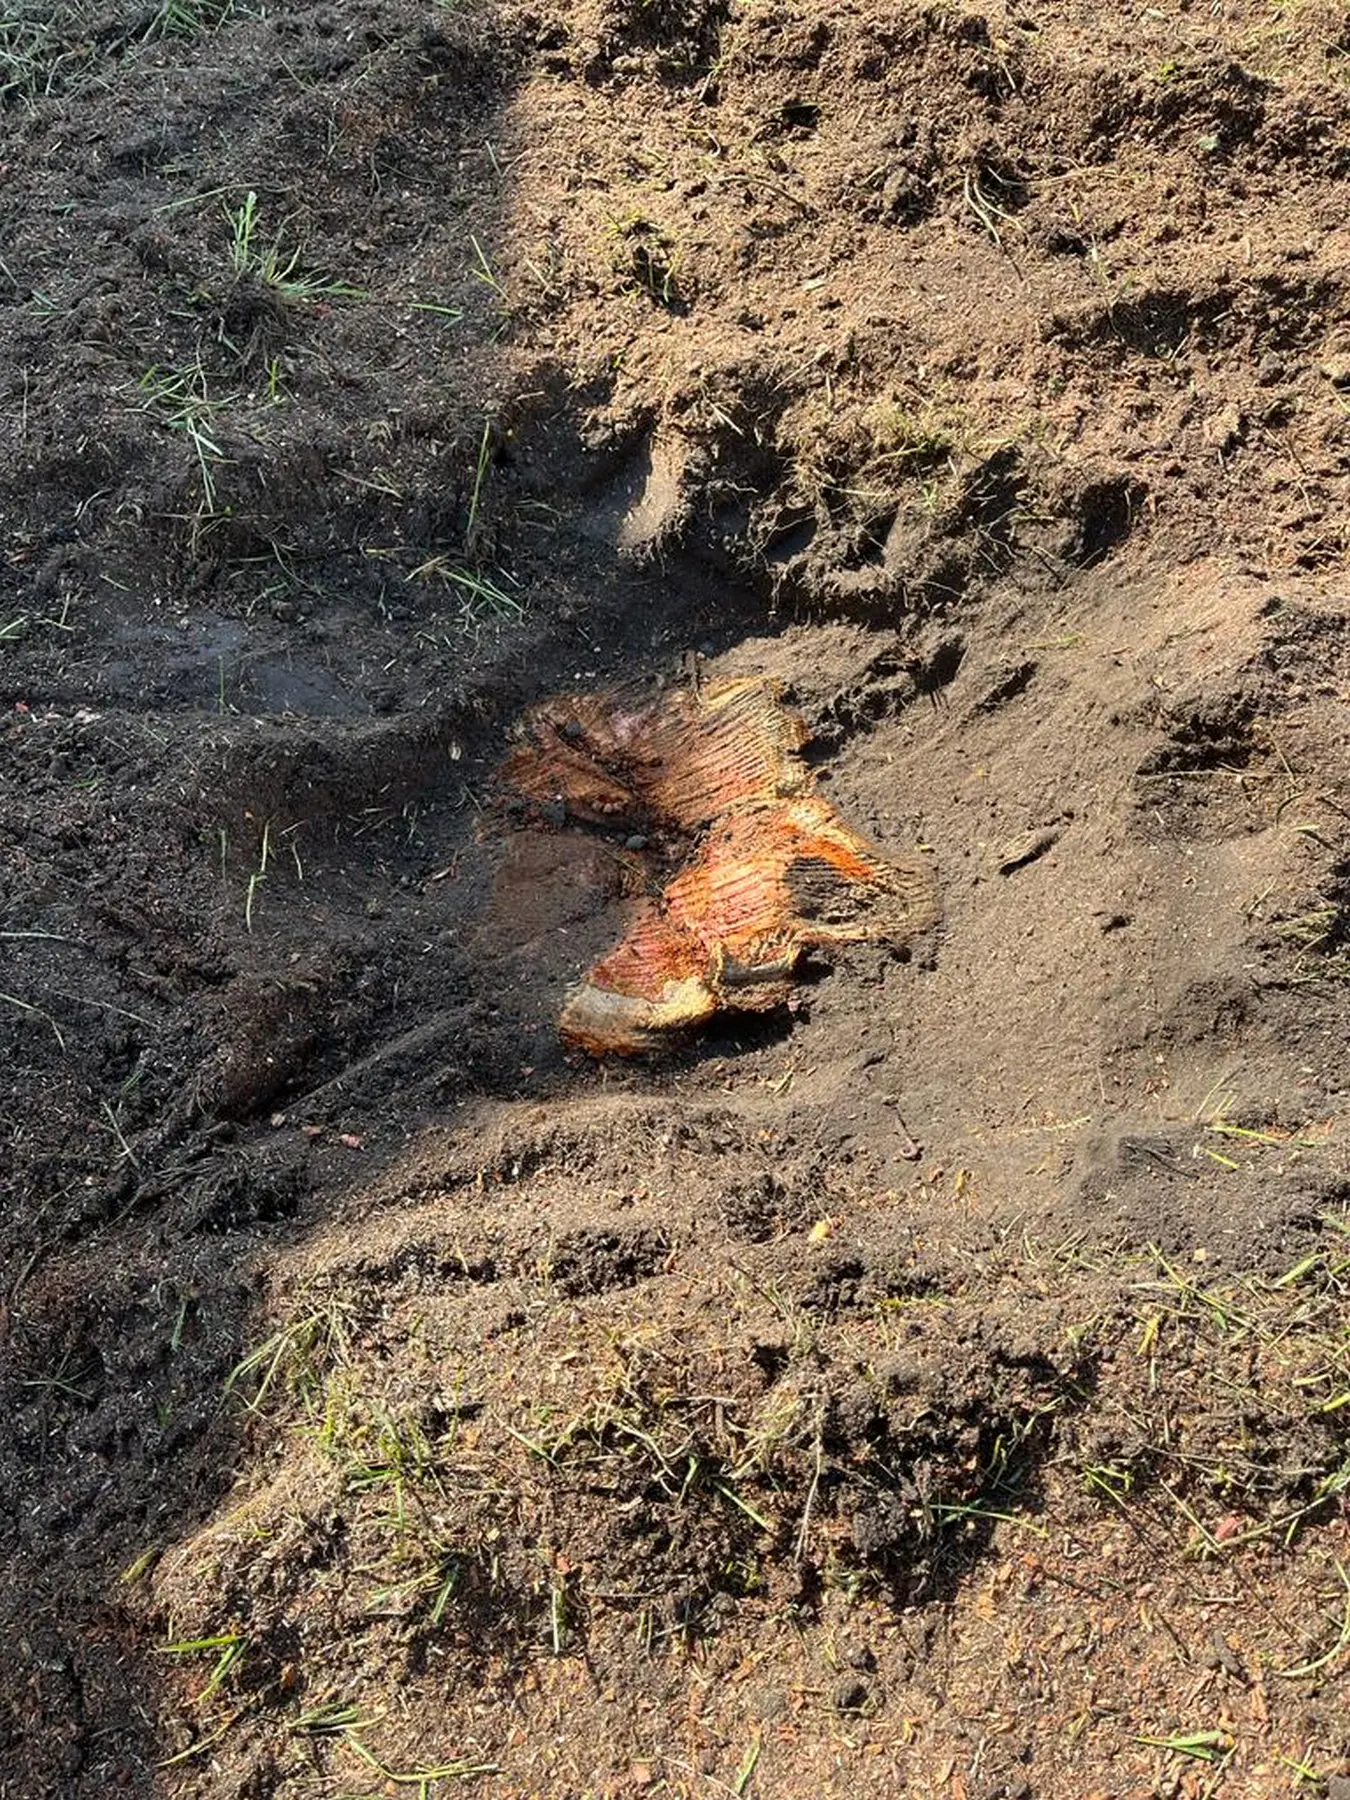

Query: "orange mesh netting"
<box><xmin>498</xmin><ymin>676</ymin><xmax>810</xmax><ymax>828</ymax></box>
<box><xmin>497</xmin><ymin>675</ymin><xmax>938</xmax><ymax>1055</ymax></box>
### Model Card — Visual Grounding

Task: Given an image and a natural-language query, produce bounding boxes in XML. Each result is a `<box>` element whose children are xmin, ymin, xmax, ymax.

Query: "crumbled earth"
<box><xmin>2</xmin><ymin>0</ymin><xmax>1349</xmax><ymax>1796</ymax></box>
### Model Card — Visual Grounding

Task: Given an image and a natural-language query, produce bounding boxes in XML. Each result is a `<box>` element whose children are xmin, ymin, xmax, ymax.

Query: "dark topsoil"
<box><xmin>2</xmin><ymin>0</ymin><xmax>1350</xmax><ymax>1795</ymax></box>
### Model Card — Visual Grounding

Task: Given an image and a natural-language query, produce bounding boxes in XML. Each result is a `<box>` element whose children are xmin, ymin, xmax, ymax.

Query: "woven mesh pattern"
<box><xmin>499</xmin><ymin>677</ymin><xmax>938</xmax><ymax>1054</ymax></box>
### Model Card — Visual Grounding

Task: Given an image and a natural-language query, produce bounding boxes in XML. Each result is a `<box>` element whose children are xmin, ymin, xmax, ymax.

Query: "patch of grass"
<box><xmin>336</xmin><ymin>1400</ymin><xmax>440</xmax><ymax>1506</ymax></box>
<box><xmin>157</xmin><ymin>1630</ymin><xmax>246</xmax><ymax>1705</ymax></box>
<box><xmin>1075</xmin><ymin>1232</ymin><xmax>1350</xmax><ymax>1551</ymax></box>
<box><xmin>927</xmin><ymin>1396</ymin><xmax>1064</xmax><ymax>1545</ymax></box>
<box><xmin>173</xmin><ymin>1216</ymin><xmax>1350</xmax><ymax>1788</ymax></box>
<box><xmin>467</xmin><ymin>232</ymin><xmax>506</xmax><ymax>298</ymax></box>
<box><xmin>262</xmin><ymin>353</ymin><xmax>289</xmax><ymax>404</ymax></box>
<box><xmin>148</xmin><ymin>0</ymin><xmax>236</xmax><ymax>39</ymax></box>
<box><xmin>296</xmin><ymin>1379</ymin><xmax>496</xmax><ymax>1636</ymax></box>
<box><xmin>226</xmin><ymin>190</ymin><xmax>366</xmax><ymax>303</ymax></box>
<box><xmin>393</xmin><ymin>558</ymin><xmax>527</xmax><ymax>639</ymax></box>
<box><xmin>860</xmin><ymin>401</ymin><xmax>963</xmax><ymax>475</ymax></box>
<box><xmin>18</xmin><ymin>1349</ymin><xmax>96</xmax><ymax>1401</ymax></box>
<box><xmin>137</xmin><ymin>359</ymin><xmax>235</xmax><ymax>541</ymax></box>
<box><xmin>0</xmin><ymin>0</ymin><xmax>238</xmax><ymax>107</ymax></box>
<box><xmin>607</xmin><ymin>212</ymin><xmax>682</xmax><ymax>307</ymax></box>
<box><xmin>1235</xmin><ymin>0</ymin><xmax>1350</xmax><ymax>84</ymax></box>
<box><xmin>287</xmin><ymin>1702</ymin><xmax>498</xmax><ymax>1785</ymax></box>
<box><xmin>1274</xmin><ymin>899</ymin><xmax>1350</xmax><ymax>985</ymax></box>
<box><xmin>514</xmin><ymin>1386</ymin><xmax>778</xmax><ymax>1530</ymax></box>
<box><xmin>224</xmin><ymin>1299</ymin><xmax>352</xmax><ymax>1411</ymax></box>
<box><xmin>419</xmin><ymin>563</ymin><xmax>524</xmax><ymax>624</ymax></box>
<box><xmin>0</xmin><ymin>3</ymin><xmax>96</xmax><ymax>105</ymax></box>
<box><xmin>777</xmin><ymin>388</ymin><xmax>982</xmax><ymax>529</ymax></box>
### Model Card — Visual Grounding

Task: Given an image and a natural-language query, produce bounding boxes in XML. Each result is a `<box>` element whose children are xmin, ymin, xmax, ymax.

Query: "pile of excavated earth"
<box><xmin>2</xmin><ymin>0</ymin><xmax>1348</xmax><ymax>1794</ymax></box>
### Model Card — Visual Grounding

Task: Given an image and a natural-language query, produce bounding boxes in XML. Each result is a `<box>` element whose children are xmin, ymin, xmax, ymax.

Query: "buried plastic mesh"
<box><xmin>498</xmin><ymin>676</ymin><xmax>939</xmax><ymax>1053</ymax></box>
<box><xmin>498</xmin><ymin>675</ymin><xmax>812</xmax><ymax>827</ymax></box>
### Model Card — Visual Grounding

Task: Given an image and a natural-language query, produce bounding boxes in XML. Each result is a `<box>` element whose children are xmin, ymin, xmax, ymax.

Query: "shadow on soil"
<box><xmin>0</xmin><ymin>519</ymin><xmax>783</xmax><ymax>1789</ymax></box>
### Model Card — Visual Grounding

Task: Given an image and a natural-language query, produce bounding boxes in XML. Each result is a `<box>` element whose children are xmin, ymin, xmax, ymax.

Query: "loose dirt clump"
<box><xmin>2</xmin><ymin>0</ymin><xmax>1350</xmax><ymax>1796</ymax></box>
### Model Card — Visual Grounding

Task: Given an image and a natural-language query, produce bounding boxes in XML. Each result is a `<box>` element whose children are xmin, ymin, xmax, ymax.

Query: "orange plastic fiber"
<box><xmin>499</xmin><ymin>676</ymin><xmax>938</xmax><ymax>1054</ymax></box>
<box><xmin>498</xmin><ymin>676</ymin><xmax>808</xmax><ymax>826</ymax></box>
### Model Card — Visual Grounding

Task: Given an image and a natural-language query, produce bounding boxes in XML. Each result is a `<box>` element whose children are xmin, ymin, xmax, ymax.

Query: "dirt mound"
<box><xmin>2</xmin><ymin>0</ymin><xmax>1350</xmax><ymax>1795</ymax></box>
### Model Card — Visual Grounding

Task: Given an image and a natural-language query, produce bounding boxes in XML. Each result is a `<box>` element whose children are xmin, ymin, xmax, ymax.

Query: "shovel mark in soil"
<box><xmin>498</xmin><ymin>675</ymin><xmax>939</xmax><ymax>1053</ymax></box>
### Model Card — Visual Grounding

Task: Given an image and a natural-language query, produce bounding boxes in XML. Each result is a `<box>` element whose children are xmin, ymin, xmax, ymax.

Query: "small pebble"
<box><xmin>625</xmin><ymin>834</ymin><xmax>648</xmax><ymax>851</ymax></box>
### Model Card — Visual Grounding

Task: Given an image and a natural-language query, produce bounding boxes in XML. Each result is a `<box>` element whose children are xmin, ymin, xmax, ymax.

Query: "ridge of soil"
<box><xmin>2</xmin><ymin>0</ymin><xmax>1349</xmax><ymax>1795</ymax></box>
